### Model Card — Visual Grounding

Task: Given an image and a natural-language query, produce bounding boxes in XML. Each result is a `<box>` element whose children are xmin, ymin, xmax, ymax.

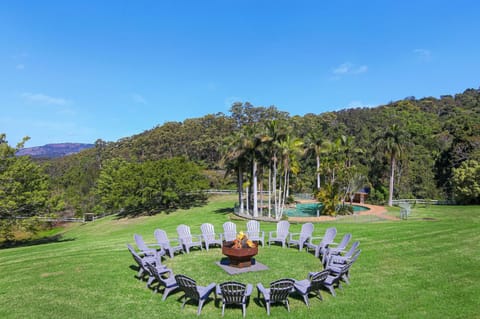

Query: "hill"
<box><xmin>16</xmin><ymin>143</ymin><xmax>94</xmax><ymax>158</ymax></box>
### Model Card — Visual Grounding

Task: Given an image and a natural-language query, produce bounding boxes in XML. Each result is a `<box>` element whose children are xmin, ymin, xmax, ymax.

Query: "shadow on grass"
<box><xmin>212</xmin><ymin>208</ymin><xmax>233</xmax><ymax>215</ymax></box>
<box><xmin>0</xmin><ymin>234</ymin><xmax>75</xmax><ymax>249</ymax></box>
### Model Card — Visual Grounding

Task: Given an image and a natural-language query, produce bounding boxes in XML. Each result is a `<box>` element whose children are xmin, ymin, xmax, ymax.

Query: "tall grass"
<box><xmin>0</xmin><ymin>195</ymin><xmax>478</xmax><ymax>318</ymax></box>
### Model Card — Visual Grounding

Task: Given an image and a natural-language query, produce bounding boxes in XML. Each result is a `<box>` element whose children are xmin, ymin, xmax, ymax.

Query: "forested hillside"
<box><xmin>38</xmin><ymin>88</ymin><xmax>480</xmax><ymax>216</ymax></box>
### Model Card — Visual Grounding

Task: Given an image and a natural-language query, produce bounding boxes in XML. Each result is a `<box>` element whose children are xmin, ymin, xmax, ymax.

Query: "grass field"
<box><xmin>1</xmin><ymin>195</ymin><xmax>479</xmax><ymax>318</ymax></box>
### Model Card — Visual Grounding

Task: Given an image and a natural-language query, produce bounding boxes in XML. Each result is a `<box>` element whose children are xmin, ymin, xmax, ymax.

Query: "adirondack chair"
<box><xmin>176</xmin><ymin>224</ymin><xmax>203</xmax><ymax>253</ymax></box>
<box><xmin>399</xmin><ymin>202</ymin><xmax>412</xmax><ymax>219</ymax></box>
<box><xmin>200</xmin><ymin>223</ymin><xmax>222</xmax><ymax>251</ymax></box>
<box><xmin>216</xmin><ymin>281</ymin><xmax>253</xmax><ymax>317</ymax></box>
<box><xmin>321</xmin><ymin>262</ymin><xmax>353</xmax><ymax>296</ymax></box>
<box><xmin>326</xmin><ymin>249</ymin><xmax>361</xmax><ymax>285</ymax></box>
<box><xmin>127</xmin><ymin>244</ymin><xmax>168</xmax><ymax>287</ymax></box>
<box><xmin>154</xmin><ymin>229</ymin><xmax>184</xmax><ymax>258</ymax></box>
<box><xmin>325</xmin><ymin>241</ymin><xmax>360</xmax><ymax>266</ymax></box>
<box><xmin>328</xmin><ymin>233</ymin><xmax>352</xmax><ymax>256</ymax></box>
<box><xmin>175</xmin><ymin>274</ymin><xmax>216</xmax><ymax>316</ymax></box>
<box><xmin>267</xmin><ymin>221</ymin><xmax>290</xmax><ymax>248</ymax></box>
<box><xmin>305</xmin><ymin>227</ymin><xmax>337</xmax><ymax>263</ymax></box>
<box><xmin>223</xmin><ymin>222</ymin><xmax>237</xmax><ymax>242</ymax></box>
<box><xmin>127</xmin><ymin>243</ymin><xmax>157</xmax><ymax>279</ymax></box>
<box><xmin>294</xmin><ymin>270</ymin><xmax>329</xmax><ymax>306</ymax></box>
<box><xmin>134</xmin><ymin>233</ymin><xmax>165</xmax><ymax>260</ymax></box>
<box><xmin>144</xmin><ymin>262</ymin><xmax>179</xmax><ymax>301</ymax></box>
<box><xmin>257</xmin><ymin>278</ymin><xmax>295</xmax><ymax>315</ymax></box>
<box><xmin>288</xmin><ymin>222</ymin><xmax>314</xmax><ymax>251</ymax></box>
<box><xmin>246</xmin><ymin>220</ymin><xmax>265</xmax><ymax>247</ymax></box>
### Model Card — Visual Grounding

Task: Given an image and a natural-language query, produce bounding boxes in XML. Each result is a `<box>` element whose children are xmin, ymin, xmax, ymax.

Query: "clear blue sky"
<box><xmin>1</xmin><ymin>1</ymin><xmax>479</xmax><ymax>147</ymax></box>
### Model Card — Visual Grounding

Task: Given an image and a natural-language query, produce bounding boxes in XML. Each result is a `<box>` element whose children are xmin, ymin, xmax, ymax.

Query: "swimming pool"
<box><xmin>286</xmin><ymin>202</ymin><xmax>369</xmax><ymax>217</ymax></box>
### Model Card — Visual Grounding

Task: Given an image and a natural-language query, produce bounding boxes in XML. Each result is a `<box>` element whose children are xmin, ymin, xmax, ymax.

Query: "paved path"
<box><xmin>288</xmin><ymin>203</ymin><xmax>398</xmax><ymax>223</ymax></box>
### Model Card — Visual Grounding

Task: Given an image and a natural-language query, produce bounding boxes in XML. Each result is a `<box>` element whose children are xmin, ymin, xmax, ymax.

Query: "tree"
<box><xmin>94</xmin><ymin>157</ymin><xmax>208</xmax><ymax>216</ymax></box>
<box><xmin>0</xmin><ymin>134</ymin><xmax>56</xmax><ymax>241</ymax></box>
<box><xmin>452</xmin><ymin>160</ymin><xmax>480</xmax><ymax>204</ymax></box>
<box><xmin>376</xmin><ymin>124</ymin><xmax>409</xmax><ymax>206</ymax></box>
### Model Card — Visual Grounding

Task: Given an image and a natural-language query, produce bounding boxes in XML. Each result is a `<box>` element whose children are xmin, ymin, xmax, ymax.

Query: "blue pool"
<box><xmin>286</xmin><ymin>202</ymin><xmax>369</xmax><ymax>217</ymax></box>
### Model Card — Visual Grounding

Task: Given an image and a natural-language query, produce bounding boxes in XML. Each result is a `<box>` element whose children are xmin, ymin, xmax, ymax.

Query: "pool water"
<box><xmin>286</xmin><ymin>202</ymin><xmax>369</xmax><ymax>217</ymax></box>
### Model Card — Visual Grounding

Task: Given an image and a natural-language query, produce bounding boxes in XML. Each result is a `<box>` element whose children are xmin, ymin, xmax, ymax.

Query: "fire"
<box><xmin>231</xmin><ymin>231</ymin><xmax>257</xmax><ymax>248</ymax></box>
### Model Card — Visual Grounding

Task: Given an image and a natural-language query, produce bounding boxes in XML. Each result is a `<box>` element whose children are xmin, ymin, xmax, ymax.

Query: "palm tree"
<box><xmin>305</xmin><ymin>132</ymin><xmax>325</xmax><ymax>191</ymax></box>
<box><xmin>376</xmin><ymin>124</ymin><xmax>408</xmax><ymax>206</ymax></box>
<box><xmin>276</xmin><ymin>134</ymin><xmax>304</xmax><ymax>219</ymax></box>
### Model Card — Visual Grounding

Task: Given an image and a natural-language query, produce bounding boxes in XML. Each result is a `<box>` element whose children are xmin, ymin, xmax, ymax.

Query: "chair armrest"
<box><xmin>193</xmin><ymin>234</ymin><xmax>203</xmax><ymax>241</ymax></box>
<box><xmin>289</xmin><ymin>232</ymin><xmax>301</xmax><ymax>240</ymax></box>
<box><xmin>257</xmin><ymin>283</ymin><xmax>267</xmax><ymax>296</ymax></box>
<box><xmin>245</xmin><ymin>284</ymin><xmax>253</xmax><ymax>297</ymax></box>
<box><xmin>216</xmin><ymin>285</ymin><xmax>222</xmax><ymax>296</ymax></box>
<box><xmin>268</xmin><ymin>231</ymin><xmax>277</xmax><ymax>237</ymax></box>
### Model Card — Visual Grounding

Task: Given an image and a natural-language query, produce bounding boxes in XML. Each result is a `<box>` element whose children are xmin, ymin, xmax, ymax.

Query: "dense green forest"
<box><xmin>2</xmin><ymin>88</ymin><xmax>479</xmax><ymax>236</ymax></box>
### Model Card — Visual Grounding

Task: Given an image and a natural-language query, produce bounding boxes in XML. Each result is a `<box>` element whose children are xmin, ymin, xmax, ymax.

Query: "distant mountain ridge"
<box><xmin>16</xmin><ymin>143</ymin><xmax>94</xmax><ymax>158</ymax></box>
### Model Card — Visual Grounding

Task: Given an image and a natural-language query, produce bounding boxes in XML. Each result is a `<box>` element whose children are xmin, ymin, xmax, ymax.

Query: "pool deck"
<box><xmin>287</xmin><ymin>203</ymin><xmax>396</xmax><ymax>222</ymax></box>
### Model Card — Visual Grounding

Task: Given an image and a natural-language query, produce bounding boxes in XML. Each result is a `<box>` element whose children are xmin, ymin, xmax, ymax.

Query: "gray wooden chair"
<box><xmin>216</xmin><ymin>281</ymin><xmax>253</xmax><ymax>317</ymax></box>
<box><xmin>134</xmin><ymin>233</ymin><xmax>165</xmax><ymax>263</ymax></box>
<box><xmin>294</xmin><ymin>270</ymin><xmax>329</xmax><ymax>306</ymax></box>
<box><xmin>154</xmin><ymin>229</ymin><xmax>184</xmax><ymax>258</ymax></box>
<box><xmin>325</xmin><ymin>241</ymin><xmax>360</xmax><ymax>267</ymax></box>
<box><xmin>246</xmin><ymin>220</ymin><xmax>265</xmax><ymax>247</ymax></box>
<box><xmin>305</xmin><ymin>227</ymin><xmax>337</xmax><ymax>264</ymax></box>
<box><xmin>222</xmin><ymin>222</ymin><xmax>237</xmax><ymax>242</ymax></box>
<box><xmin>267</xmin><ymin>221</ymin><xmax>290</xmax><ymax>248</ymax></box>
<box><xmin>176</xmin><ymin>224</ymin><xmax>203</xmax><ymax>253</ymax></box>
<box><xmin>326</xmin><ymin>249</ymin><xmax>361</xmax><ymax>285</ymax></box>
<box><xmin>288</xmin><ymin>222</ymin><xmax>314</xmax><ymax>251</ymax></box>
<box><xmin>127</xmin><ymin>243</ymin><xmax>157</xmax><ymax>279</ymax></box>
<box><xmin>399</xmin><ymin>202</ymin><xmax>412</xmax><ymax>219</ymax></box>
<box><xmin>321</xmin><ymin>262</ymin><xmax>353</xmax><ymax>296</ymax></box>
<box><xmin>328</xmin><ymin>233</ymin><xmax>352</xmax><ymax>255</ymax></box>
<box><xmin>175</xmin><ymin>274</ymin><xmax>216</xmax><ymax>316</ymax></box>
<box><xmin>145</xmin><ymin>261</ymin><xmax>179</xmax><ymax>301</ymax></box>
<box><xmin>257</xmin><ymin>278</ymin><xmax>295</xmax><ymax>315</ymax></box>
<box><xmin>200</xmin><ymin>223</ymin><xmax>222</xmax><ymax>251</ymax></box>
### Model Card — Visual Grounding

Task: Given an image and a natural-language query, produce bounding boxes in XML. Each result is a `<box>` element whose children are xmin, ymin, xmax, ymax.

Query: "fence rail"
<box><xmin>392</xmin><ymin>199</ymin><xmax>456</xmax><ymax>205</ymax></box>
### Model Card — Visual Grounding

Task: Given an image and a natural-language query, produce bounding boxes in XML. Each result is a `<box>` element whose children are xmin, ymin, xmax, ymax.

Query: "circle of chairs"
<box><xmin>128</xmin><ymin>220</ymin><xmax>361</xmax><ymax>316</ymax></box>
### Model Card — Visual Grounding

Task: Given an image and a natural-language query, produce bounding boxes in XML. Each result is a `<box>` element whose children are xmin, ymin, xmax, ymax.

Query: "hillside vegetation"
<box><xmin>41</xmin><ymin>88</ymin><xmax>480</xmax><ymax>217</ymax></box>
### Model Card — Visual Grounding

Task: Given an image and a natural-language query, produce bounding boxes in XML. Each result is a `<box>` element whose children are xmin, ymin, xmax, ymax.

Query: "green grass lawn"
<box><xmin>1</xmin><ymin>195</ymin><xmax>479</xmax><ymax>318</ymax></box>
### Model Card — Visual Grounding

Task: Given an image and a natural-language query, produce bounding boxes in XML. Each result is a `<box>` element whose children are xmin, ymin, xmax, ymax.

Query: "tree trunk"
<box><xmin>238</xmin><ymin>167</ymin><xmax>244</xmax><ymax>214</ymax></box>
<box><xmin>252</xmin><ymin>160</ymin><xmax>258</xmax><ymax>217</ymax></box>
<box><xmin>388</xmin><ymin>155</ymin><xmax>395</xmax><ymax>206</ymax></box>
<box><xmin>316</xmin><ymin>155</ymin><xmax>321</xmax><ymax>190</ymax></box>
<box><xmin>268</xmin><ymin>167</ymin><xmax>272</xmax><ymax>218</ymax></box>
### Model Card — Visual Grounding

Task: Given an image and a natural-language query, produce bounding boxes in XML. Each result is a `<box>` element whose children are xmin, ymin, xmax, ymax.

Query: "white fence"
<box><xmin>392</xmin><ymin>199</ymin><xmax>455</xmax><ymax>205</ymax></box>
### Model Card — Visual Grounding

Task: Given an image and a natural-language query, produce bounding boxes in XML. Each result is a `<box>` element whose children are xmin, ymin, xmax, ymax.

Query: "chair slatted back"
<box><xmin>220</xmin><ymin>281</ymin><xmax>247</xmax><ymax>305</ymax></box>
<box><xmin>300</xmin><ymin>223</ymin><xmax>314</xmax><ymax>241</ymax></box>
<box><xmin>309</xmin><ymin>270</ymin><xmax>329</xmax><ymax>291</ymax></box>
<box><xmin>127</xmin><ymin>244</ymin><xmax>144</xmax><ymax>267</ymax></box>
<box><xmin>321</xmin><ymin>227</ymin><xmax>337</xmax><ymax>246</ymax></box>
<box><xmin>223</xmin><ymin>222</ymin><xmax>237</xmax><ymax>242</ymax></box>
<box><xmin>201</xmin><ymin>223</ymin><xmax>216</xmax><ymax>241</ymax></box>
<box><xmin>177</xmin><ymin>224</ymin><xmax>193</xmax><ymax>244</ymax></box>
<box><xmin>345</xmin><ymin>241</ymin><xmax>360</xmax><ymax>258</ymax></box>
<box><xmin>269</xmin><ymin>278</ymin><xmax>294</xmax><ymax>303</ymax></box>
<box><xmin>175</xmin><ymin>274</ymin><xmax>200</xmax><ymax>300</ymax></box>
<box><xmin>336</xmin><ymin>233</ymin><xmax>352</xmax><ymax>251</ymax></box>
<box><xmin>276</xmin><ymin>221</ymin><xmax>290</xmax><ymax>239</ymax></box>
<box><xmin>246</xmin><ymin>220</ymin><xmax>261</xmax><ymax>237</ymax></box>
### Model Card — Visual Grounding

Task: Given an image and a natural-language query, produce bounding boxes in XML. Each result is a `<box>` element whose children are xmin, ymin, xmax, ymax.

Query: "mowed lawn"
<box><xmin>0</xmin><ymin>195</ymin><xmax>478</xmax><ymax>319</ymax></box>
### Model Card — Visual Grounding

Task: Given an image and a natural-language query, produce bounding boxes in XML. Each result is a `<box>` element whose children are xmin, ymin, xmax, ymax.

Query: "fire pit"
<box><xmin>222</xmin><ymin>231</ymin><xmax>258</xmax><ymax>268</ymax></box>
<box><xmin>222</xmin><ymin>245</ymin><xmax>258</xmax><ymax>268</ymax></box>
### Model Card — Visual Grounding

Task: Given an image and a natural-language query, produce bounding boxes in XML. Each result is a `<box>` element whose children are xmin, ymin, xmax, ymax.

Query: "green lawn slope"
<box><xmin>1</xmin><ymin>195</ymin><xmax>478</xmax><ymax>318</ymax></box>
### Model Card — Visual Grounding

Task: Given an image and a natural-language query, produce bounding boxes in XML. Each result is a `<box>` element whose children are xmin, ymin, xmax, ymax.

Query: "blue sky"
<box><xmin>1</xmin><ymin>1</ymin><xmax>479</xmax><ymax>147</ymax></box>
